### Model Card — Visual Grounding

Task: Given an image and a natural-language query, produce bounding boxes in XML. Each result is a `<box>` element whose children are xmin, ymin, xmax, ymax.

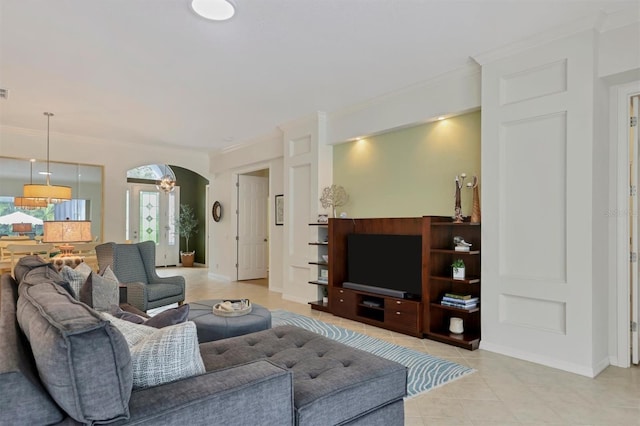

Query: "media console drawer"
<box><xmin>385</xmin><ymin>299</ymin><xmax>420</xmax><ymax>315</ymax></box>
<box><xmin>332</xmin><ymin>289</ymin><xmax>356</xmax><ymax>317</ymax></box>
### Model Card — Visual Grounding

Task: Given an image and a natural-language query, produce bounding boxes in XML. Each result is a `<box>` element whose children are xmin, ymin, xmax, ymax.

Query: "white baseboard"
<box><xmin>480</xmin><ymin>340</ymin><xmax>610</xmax><ymax>378</ymax></box>
<box><xmin>281</xmin><ymin>293</ymin><xmax>311</xmax><ymax>305</ymax></box>
<box><xmin>269</xmin><ymin>285</ymin><xmax>283</xmax><ymax>294</ymax></box>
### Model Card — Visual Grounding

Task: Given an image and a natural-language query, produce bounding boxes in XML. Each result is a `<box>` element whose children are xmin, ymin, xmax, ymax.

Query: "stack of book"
<box><xmin>441</xmin><ymin>293</ymin><xmax>478</xmax><ymax>310</ymax></box>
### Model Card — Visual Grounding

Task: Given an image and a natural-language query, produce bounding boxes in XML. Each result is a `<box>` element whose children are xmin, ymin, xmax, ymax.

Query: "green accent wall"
<box><xmin>172</xmin><ymin>165</ymin><xmax>208</xmax><ymax>264</ymax></box>
<box><xmin>333</xmin><ymin>110</ymin><xmax>481</xmax><ymax>218</ymax></box>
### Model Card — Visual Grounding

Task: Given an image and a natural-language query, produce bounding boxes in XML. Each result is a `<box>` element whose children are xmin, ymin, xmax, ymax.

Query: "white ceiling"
<box><xmin>0</xmin><ymin>0</ymin><xmax>637</xmax><ymax>151</ymax></box>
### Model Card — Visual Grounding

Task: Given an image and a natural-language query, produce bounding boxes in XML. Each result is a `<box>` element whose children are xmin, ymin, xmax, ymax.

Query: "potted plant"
<box><xmin>321</xmin><ymin>286</ymin><xmax>329</xmax><ymax>305</ymax></box>
<box><xmin>451</xmin><ymin>259</ymin><xmax>465</xmax><ymax>280</ymax></box>
<box><xmin>178</xmin><ymin>203</ymin><xmax>199</xmax><ymax>267</ymax></box>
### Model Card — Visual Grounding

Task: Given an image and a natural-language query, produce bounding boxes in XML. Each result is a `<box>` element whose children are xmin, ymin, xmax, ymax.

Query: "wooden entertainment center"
<box><xmin>309</xmin><ymin>216</ymin><xmax>481</xmax><ymax>350</ymax></box>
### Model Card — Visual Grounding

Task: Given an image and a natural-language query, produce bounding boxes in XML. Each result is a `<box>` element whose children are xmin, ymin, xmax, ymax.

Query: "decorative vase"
<box><xmin>453</xmin><ymin>267</ymin><xmax>465</xmax><ymax>280</ymax></box>
<box><xmin>471</xmin><ymin>185</ymin><xmax>481</xmax><ymax>223</ymax></box>
<box><xmin>449</xmin><ymin>317</ymin><xmax>464</xmax><ymax>334</ymax></box>
<box><xmin>322</xmin><ymin>296</ymin><xmax>329</xmax><ymax>305</ymax></box>
<box><xmin>181</xmin><ymin>251</ymin><xmax>195</xmax><ymax>267</ymax></box>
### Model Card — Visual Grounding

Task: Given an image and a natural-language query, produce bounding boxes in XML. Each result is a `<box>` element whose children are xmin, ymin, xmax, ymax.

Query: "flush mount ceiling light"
<box><xmin>191</xmin><ymin>0</ymin><xmax>235</xmax><ymax>21</ymax></box>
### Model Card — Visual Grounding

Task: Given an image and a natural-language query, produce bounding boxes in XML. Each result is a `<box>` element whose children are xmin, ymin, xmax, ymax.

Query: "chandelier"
<box><xmin>23</xmin><ymin>112</ymin><xmax>72</xmax><ymax>203</ymax></box>
<box><xmin>156</xmin><ymin>164</ymin><xmax>176</xmax><ymax>193</ymax></box>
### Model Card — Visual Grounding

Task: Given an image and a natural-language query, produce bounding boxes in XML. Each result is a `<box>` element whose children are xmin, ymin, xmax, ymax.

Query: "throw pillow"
<box><xmin>60</xmin><ymin>263</ymin><xmax>93</xmax><ymax>298</ymax></box>
<box><xmin>80</xmin><ymin>266</ymin><xmax>119</xmax><ymax>311</ymax></box>
<box><xmin>110</xmin><ymin>304</ymin><xmax>190</xmax><ymax>328</ymax></box>
<box><xmin>101</xmin><ymin>313</ymin><xmax>205</xmax><ymax>389</ymax></box>
<box><xmin>101</xmin><ymin>313</ymin><xmax>155</xmax><ymax>346</ymax></box>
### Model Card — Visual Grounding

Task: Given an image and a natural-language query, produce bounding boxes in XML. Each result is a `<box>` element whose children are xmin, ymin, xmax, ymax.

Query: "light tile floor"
<box><xmin>159</xmin><ymin>266</ymin><xmax>640</xmax><ymax>426</ymax></box>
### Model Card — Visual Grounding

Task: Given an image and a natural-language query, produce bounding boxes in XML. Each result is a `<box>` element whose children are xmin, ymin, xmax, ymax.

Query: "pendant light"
<box><xmin>156</xmin><ymin>164</ymin><xmax>176</xmax><ymax>193</ymax></box>
<box><xmin>23</xmin><ymin>112</ymin><xmax>72</xmax><ymax>203</ymax></box>
<box><xmin>15</xmin><ymin>159</ymin><xmax>48</xmax><ymax>209</ymax></box>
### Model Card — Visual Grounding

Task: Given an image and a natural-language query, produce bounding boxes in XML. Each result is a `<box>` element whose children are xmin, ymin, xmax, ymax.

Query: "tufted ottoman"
<box><xmin>187</xmin><ymin>299</ymin><xmax>272</xmax><ymax>343</ymax></box>
<box><xmin>199</xmin><ymin>324</ymin><xmax>407</xmax><ymax>426</ymax></box>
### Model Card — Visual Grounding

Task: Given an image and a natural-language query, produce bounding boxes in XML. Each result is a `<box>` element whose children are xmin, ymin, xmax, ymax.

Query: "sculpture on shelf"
<box><xmin>453</xmin><ymin>173</ymin><xmax>466</xmax><ymax>223</ymax></box>
<box><xmin>453</xmin><ymin>236</ymin><xmax>472</xmax><ymax>252</ymax></box>
<box><xmin>467</xmin><ymin>176</ymin><xmax>481</xmax><ymax>223</ymax></box>
<box><xmin>320</xmin><ymin>185</ymin><xmax>349</xmax><ymax>218</ymax></box>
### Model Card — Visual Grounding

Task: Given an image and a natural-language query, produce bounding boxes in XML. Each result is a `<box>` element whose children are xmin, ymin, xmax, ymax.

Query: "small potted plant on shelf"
<box><xmin>178</xmin><ymin>203</ymin><xmax>199</xmax><ymax>267</ymax></box>
<box><xmin>452</xmin><ymin>259</ymin><xmax>465</xmax><ymax>280</ymax></box>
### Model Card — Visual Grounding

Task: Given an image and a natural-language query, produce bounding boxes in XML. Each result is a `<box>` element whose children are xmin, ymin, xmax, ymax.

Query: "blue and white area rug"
<box><xmin>271</xmin><ymin>310</ymin><xmax>475</xmax><ymax>398</ymax></box>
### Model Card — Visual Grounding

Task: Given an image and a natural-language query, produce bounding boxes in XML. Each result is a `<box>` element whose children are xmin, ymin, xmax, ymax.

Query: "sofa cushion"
<box><xmin>200</xmin><ymin>325</ymin><xmax>407</xmax><ymax>426</ymax></box>
<box><xmin>17</xmin><ymin>279</ymin><xmax>133</xmax><ymax>425</ymax></box>
<box><xmin>102</xmin><ymin>313</ymin><xmax>205</xmax><ymax>389</ymax></box>
<box><xmin>0</xmin><ymin>274</ymin><xmax>65</xmax><ymax>425</ymax></box>
<box><xmin>13</xmin><ymin>255</ymin><xmax>57</xmax><ymax>284</ymax></box>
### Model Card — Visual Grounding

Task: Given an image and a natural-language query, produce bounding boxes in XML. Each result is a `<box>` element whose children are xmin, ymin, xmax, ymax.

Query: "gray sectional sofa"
<box><xmin>0</xmin><ymin>258</ymin><xmax>407</xmax><ymax>425</ymax></box>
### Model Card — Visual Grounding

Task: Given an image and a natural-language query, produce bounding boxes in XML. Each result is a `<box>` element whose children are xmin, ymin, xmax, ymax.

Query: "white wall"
<box><xmin>208</xmin><ymin>131</ymin><xmax>284</xmax><ymax>288</ymax></box>
<box><xmin>0</xmin><ymin>125</ymin><xmax>209</xmax><ymax>243</ymax></box>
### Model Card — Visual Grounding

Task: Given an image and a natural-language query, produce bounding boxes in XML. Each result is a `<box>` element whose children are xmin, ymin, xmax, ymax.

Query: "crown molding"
<box><xmin>329</xmin><ymin>61</ymin><xmax>480</xmax><ymax>121</ymax></box>
<box><xmin>471</xmin><ymin>6</ymin><xmax>639</xmax><ymax>66</ymax></box>
<box><xmin>598</xmin><ymin>4</ymin><xmax>640</xmax><ymax>32</ymax></box>
<box><xmin>277</xmin><ymin>111</ymin><xmax>325</xmax><ymax>136</ymax></box>
<box><xmin>218</xmin><ymin>128</ymin><xmax>283</xmax><ymax>155</ymax></box>
<box><xmin>0</xmin><ymin>124</ymin><xmax>210</xmax><ymax>153</ymax></box>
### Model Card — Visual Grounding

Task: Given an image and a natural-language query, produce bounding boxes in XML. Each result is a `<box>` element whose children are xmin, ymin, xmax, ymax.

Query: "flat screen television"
<box><xmin>346</xmin><ymin>233</ymin><xmax>422</xmax><ymax>299</ymax></box>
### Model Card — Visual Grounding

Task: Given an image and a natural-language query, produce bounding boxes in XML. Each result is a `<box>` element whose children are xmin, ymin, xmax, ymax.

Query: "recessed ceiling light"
<box><xmin>191</xmin><ymin>0</ymin><xmax>235</xmax><ymax>21</ymax></box>
<box><xmin>437</xmin><ymin>116</ymin><xmax>445</xmax><ymax>121</ymax></box>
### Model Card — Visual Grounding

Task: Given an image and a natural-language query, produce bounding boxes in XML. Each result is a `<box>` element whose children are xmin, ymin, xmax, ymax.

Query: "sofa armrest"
<box><xmin>113</xmin><ymin>360</ymin><xmax>294</xmax><ymax>425</ymax></box>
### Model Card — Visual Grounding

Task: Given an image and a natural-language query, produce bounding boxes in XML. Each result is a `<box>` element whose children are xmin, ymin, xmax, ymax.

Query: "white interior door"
<box><xmin>237</xmin><ymin>175</ymin><xmax>268</xmax><ymax>280</ymax></box>
<box><xmin>632</xmin><ymin>95</ymin><xmax>639</xmax><ymax>365</ymax></box>
<box><xmin>128</xmin><ymin>184</ymin><xmax>180</xmax><ymax>267</ymax></box>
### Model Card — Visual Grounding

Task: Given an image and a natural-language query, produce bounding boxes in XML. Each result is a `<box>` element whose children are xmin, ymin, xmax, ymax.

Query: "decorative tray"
<box><xmin>213</xmin><ymin>299</ymin><xmax>252</xmax><ymax>317</ymax></box>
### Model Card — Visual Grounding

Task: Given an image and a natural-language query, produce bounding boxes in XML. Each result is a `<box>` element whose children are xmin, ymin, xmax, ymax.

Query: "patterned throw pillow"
<box><xmin>60</xmin><ymin>263</ymin><xmax>93</xmax><ymax>298</ymax></box>
<box><xmin>101</xmin><ymin>313</ymin><xmax>205</xmax><ymax>389</ymax></box>
<box><xmin>80</xmin><ymin>266</ymin><xmax>119</xmax><ymax>311</ymax></box>
<box><xmin>101</xmin><ymin>313</ymin><xmax>155</xmax><ymax>346</ymax></box>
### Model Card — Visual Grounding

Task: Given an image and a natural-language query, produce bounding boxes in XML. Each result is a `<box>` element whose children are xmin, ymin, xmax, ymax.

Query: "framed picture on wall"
<box><xmin>275</xmin><ymin>194</ymin><xmax>284</xmax><ymax>226</ymax></box>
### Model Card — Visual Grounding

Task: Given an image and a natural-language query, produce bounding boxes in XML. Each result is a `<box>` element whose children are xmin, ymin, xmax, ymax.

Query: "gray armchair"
<box><xmin>96</xmin><ymin>241</ymin><xmax>185</xmax><ymax>312</ymax></box>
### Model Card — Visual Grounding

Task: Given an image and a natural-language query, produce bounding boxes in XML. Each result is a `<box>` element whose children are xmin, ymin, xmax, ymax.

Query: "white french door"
<box><xmin>128</xmin><ymin>184</ymin><xmax>180</xmax><ymax>267</ymax></box>
<box><xmin>236</xmin><ymin>174</ymin><xmax>268</xmax><ymax>280</ymax></box>
<box><xmin>632</xmin><ymin>95</ymin><xmax>639</xmax><ymax>365</ymax></box>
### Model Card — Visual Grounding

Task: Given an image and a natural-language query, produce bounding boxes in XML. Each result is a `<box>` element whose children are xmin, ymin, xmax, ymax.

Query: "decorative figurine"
<box><xmin>453</xmin><ymin>173</ymin><xmax>466</xmax><ymax>223</ymax></box>
<box><xmin>453</xmin><ymin>236</ymin><xmax>472</xmax><ymax>252</ymax></box>
<box><xmin>467</xmin><ymin>175</ymin><xmax>481</xmax><ymax>223</ymax></box>
<box><xmin>320</xmin><ymin>185</ymin><xmax>349</xmax><ymax>218</ymax></box>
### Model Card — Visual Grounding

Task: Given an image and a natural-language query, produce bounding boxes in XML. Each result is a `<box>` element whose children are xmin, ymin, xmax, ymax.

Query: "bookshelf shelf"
<box><xmin>430</xmin><ymin>302</ymin><xmax>480</xmax><ymax>314</ymax></box>
<box><xmin>430</xmin><ymin>275</ymin><xmax>480</xmax><ymax>284</ymax></box>
<box><xmin>309</xmin><ymin>223</ymin><xmax>329</xmax><ymax>312</ymax></box>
